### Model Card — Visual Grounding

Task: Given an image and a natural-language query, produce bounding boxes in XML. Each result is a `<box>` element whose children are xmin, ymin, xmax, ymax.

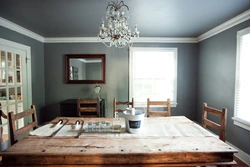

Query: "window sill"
<box><xmin>171</xmin><ymin>103</ymin><xmax>178</xmax><ymax>107</ymax></box>
<box><xmin>135</xmin><ymin>102</ymin><xmax>178</xmax><ymax>108</ymax></box>
<box><xmin>232</xmin><ymin>117</ymin><xmax>250</xmax><ymax>131</ymax></box>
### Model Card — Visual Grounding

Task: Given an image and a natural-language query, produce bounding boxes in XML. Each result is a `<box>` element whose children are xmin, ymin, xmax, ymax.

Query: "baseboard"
<box><xmin>226</xmin><ymin>141</ymin><xmax>250</xmax><ymax>166</ymax></box>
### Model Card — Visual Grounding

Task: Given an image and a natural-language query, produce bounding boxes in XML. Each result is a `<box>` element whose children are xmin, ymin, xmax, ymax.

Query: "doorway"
<box><xmin>0</xmin><ymin>38</ymin><xmax>32</xmax><ymax>150</ymax></box>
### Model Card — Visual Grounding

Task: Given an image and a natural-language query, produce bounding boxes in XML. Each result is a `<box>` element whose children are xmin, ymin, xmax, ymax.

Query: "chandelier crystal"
<box><xmin>98</xmin><ymin>1</ymin><xmax>139</xmax><ymax>48</ymax></box>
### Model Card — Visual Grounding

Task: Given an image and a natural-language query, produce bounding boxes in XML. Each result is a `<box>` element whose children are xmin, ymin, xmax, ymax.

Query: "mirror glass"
<box><xmin>65</xmin><ymin>54</ymin><xmax>106</xmax><ymax>84</ymax></box>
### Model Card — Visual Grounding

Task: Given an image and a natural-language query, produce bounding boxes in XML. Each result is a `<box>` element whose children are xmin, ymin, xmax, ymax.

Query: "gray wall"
<box><xmin>196</xmin><ymin>20</ymin><xmax>250</xmax><ymax>155</ymax></box>
<box><xmin>44</xmin><ymin>43</ymin><xmax>198</xmax><ymax>120</ymax></box>
<box><xmin>0</xmin><ymin>26</ymin><xmax>45</xmax><ymax>124</ymax></box>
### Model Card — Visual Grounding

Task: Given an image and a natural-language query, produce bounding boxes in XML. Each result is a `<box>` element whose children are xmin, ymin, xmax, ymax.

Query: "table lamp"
<box><xmin>94</xmin><ymin>84</ymin><xmax>102</xmax><ymax>100</ymax></box>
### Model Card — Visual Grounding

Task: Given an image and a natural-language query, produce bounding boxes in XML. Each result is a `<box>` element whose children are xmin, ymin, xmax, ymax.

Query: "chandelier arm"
<box><xmin>118</xmin><ymin>1</ymin><xmax>129</xmax><ymax>10</ymax></box>
<box><xmin>106</xmin><ymin>2</ymin><xmax>115</xmax><ymax>11</ymax></box>
<box><xmin>102</xmin><ymin>41</ymin><xmax>113</xmax><ymax>48</ymax></box>
<box><xmin>106</xmin><ymin>1</ymin><xmax>129</xmax><ymax>11</ymax></box>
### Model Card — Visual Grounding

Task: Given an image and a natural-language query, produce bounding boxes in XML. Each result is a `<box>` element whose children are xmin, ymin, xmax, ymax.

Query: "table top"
<box><xmin>0</xmin><ymin>116</ymin><xmax>237</xmax><ymax>166</ymax></box>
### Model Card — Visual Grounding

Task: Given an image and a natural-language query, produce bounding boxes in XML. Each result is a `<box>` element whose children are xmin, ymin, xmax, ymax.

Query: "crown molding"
<box><xmin>44</xmin><ymin>37</ymin><xmax>98</xmax><ymax>43</ymax></box>
<box><xmin>44</xmin><ymin>37</ymin><xmax>198</xmax><ymax>43</ymax></box>
<box><xmin>133</xmin><ymin>37</ymin><xmax>198</xmax><ymax>43</ymax></box>
<box><xmin>1</xmin><ymin>9</ymin><xmax>250</xmax><ymax>44</ymax></box>
<box><xmin>197</xmin><ymin>9</ymin><xmax>250</xmax><ymax>42</ymax></box>
<box><xmin>0</xmin><ymin>16</ymin><xmax>44</xmax><ymax>42</ymax></box>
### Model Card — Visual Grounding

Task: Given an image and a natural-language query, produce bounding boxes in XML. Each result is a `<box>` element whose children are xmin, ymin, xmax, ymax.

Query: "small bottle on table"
<box><xmin>113</xmin><ymin>112</ymin><xmax>121</xmax><ymax>132</ymax></box>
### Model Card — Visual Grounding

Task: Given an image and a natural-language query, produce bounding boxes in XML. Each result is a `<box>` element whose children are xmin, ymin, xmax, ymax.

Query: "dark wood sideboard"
<box><xmin>60</xmin><ymin>99</ymin><xmax>105</xmax><ymax>117</ymax></box>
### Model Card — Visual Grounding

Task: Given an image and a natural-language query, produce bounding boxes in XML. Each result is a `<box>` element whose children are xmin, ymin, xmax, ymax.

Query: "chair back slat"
<box><xmin>78</xmin><ymin>107</ymin><xmax>98</xmax><ymax>112</ymax></box>
<box><xmin>202</xmin><ymin>103</ymin><xmax>227</xmax><ymax>141</ymax></box>
<box><xmin>203</xmin><ymin>119</ymin><xmax>221</xmax><ymax>131</ymax></box>
<box><xmin>14</xmin><ymin>108</ymin><xmax>37</xmax><ymax>120</ymax></box>
<box><xmin>204</xmin><ymin>106</ymin><xmax>223</xmax><ymax>116</ymax></box>
<box><xmin>15</xmin><ymin>122</ymin><xmax>38</xmax><ymax>137</ymax></box>
<box><xmin>147</xmin><ymin>98</ymin><xmax>171</xmax><ymax>117</ymax></box>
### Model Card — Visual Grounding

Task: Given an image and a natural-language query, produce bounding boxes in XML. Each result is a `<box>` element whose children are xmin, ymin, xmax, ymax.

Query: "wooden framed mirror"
<box><xmin>65</xmin><ymin>54</ymin><xmax>106</xmax><ymax>84</ymax></box>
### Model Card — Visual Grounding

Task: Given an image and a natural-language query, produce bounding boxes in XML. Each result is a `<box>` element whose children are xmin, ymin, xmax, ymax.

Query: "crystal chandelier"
<box><xmin>98</xmin><ymin>1</ymin><xmax>139</xmax><ymax>48</ymax></box>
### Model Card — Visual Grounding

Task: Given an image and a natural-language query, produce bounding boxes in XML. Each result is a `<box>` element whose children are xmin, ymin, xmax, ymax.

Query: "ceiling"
<box><xmin>0</xmin><ymin>0</ymin><xmax>250</xmax><ymax>38</ymax></box>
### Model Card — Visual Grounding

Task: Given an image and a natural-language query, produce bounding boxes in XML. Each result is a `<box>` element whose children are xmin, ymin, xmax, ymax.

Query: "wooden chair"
<box><xmin>113</xmin><ymin>97</ymin><xmax>134</xmax><ymax>117</ymax></box>
<box><xmin>202</xmin><ymin>103</ymin><xmax>227</xmax><ymax>142</ymax></box>
<box><xmin>77</xmin><ymin>98</ymin><xmax>100</xmax><ymax>117</ymax></box>
<box><xmin>8</xmin><ymin>105</ymin><xmax>38</xmax><ymax>145</ymax></box>
<box><xmin>0</xmin><ymin>103</ymin><xmax>8</xmax><ymax>144</ymax></box>
<box><xmin>147</xmin><ymin>98</ymin><xmax>171</xmax><ymax>117</ymax></box>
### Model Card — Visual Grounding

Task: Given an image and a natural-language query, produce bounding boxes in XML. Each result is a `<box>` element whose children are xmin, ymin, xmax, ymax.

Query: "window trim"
<box><xmin>232</xmin><ymin>117</ymin><xmax>250</xmax><ymax>131</ymax></box>
<box><xmin>129</xmin><ymin>47</ymin><xmax>178</xmax><ymax>107</ymax></box>
<box><xmin>233</xmin><ymin>26</ymin><xmax>250</xmax><ymax>131</ymax></box>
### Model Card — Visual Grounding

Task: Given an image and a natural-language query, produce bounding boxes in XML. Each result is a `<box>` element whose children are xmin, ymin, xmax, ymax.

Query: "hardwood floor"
<box><xmin>235</xmin><ymin>156</ymin><xmax>249</xmax><ymax>167</ymax></box>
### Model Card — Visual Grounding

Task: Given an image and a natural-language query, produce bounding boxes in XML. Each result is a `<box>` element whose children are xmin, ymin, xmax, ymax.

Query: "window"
<box><xmin>233</xmin><ymin>27</ymin><xmax>250</xmax><ymax>131</ymax></box>
<box><xmin>129</xmin><ymin>47</ymin><xmax>177</xmax><ymax>107</ymax></box>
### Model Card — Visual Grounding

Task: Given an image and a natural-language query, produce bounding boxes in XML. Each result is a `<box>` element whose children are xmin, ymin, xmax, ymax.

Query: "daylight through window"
<box><xmin>129</xmin><ymin>47</ymin><xmax>177</xmax><ymax>107</ymax></box>
<box><xmin>233</xmin><ymin>27</ymin><xmax>250</xmax><ymax>130</ymax></box>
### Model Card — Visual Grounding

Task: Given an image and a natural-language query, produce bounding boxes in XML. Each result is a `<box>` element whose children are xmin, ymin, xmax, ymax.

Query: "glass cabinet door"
<box><xmin>0</xmin><ymin>49</ymin><xmax>24</xmax><ymax>151</ymax></box>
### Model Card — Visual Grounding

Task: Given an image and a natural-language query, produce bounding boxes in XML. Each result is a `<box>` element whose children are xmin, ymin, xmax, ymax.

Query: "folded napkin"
<box><xmin>54</xmin><ymin>124</ymin><xmax>82</xmax><ymax>137</ymax></box>
<box><xmin>29</xmin><ymin>123</ymin><xmax>64</xmax><ymax>137</ymax></box>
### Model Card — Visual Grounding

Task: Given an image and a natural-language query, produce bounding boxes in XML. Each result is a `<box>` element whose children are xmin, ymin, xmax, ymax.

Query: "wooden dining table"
<box><xmin>0</xmin><ymin>116</ymin><xmax>237</xmax><ymax>166</ymax></box>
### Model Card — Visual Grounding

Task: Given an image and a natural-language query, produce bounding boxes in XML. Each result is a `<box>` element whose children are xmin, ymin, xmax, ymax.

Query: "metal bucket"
<box><xmin>123</xmin><ymin>110</ymin><xmax>145</xmax><ymax>134</ymax></box>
